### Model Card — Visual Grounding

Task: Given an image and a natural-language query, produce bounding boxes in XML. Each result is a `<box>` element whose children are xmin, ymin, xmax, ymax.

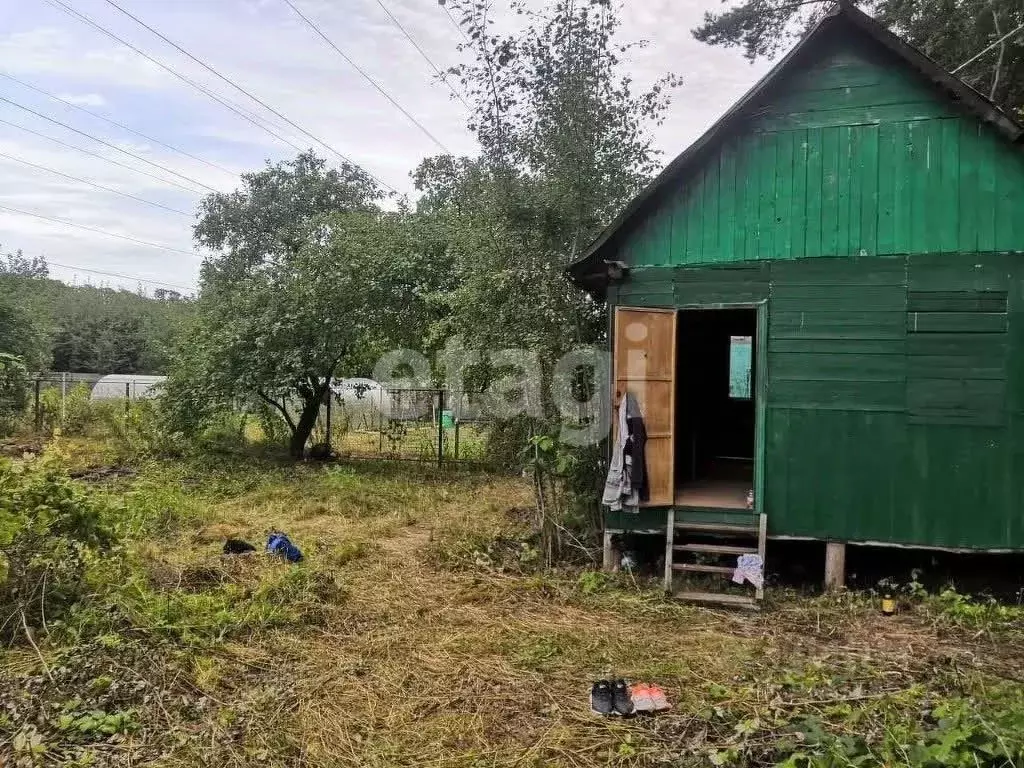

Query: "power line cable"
<box><xmin>0</xmin><ymin>94</ymin><xmax>215</xmax><ymax>192</ymax></box>
<box><xmin>46</xmin><ymin>260</ymin><xmax>195</xmax><ymax>291</ymax></box>
<box><xmin>0</xmin><ymin>151</ymin><xmax>191</xmax><ymax>216</ymax></box>
<box><xmin>373</xmin><ymin>0</ymin><xmax>471</xmax><ymax>111</ymax></box>
<box><xmin>952</xmin><ymin>21</ymin><xmax>1024</xmax><ymax>74</ymax></box>
<box><xmin>282</xmin><ymin>0</ymin><xmax>451</xmax><ymax>153</ymax></box>
<box><xmin>42</xmin><ymin>0</ymin><xmax>312</xmax><ymax>159</ymax></box>
<box><xmin>0</xmin><ymin>70</ymin><xmax>237</xmax><ymax>178</ymax></box>
<box><xmin>98</xmin><ymin>0</ymin><xmax>400</xmax><ymax>190</ymax></box>
<box><xmin>440</xmin><ymin>2</ymin><xmax>473</xmax><ymax>46</ymax></box>
<box><xmin>0</xmin><ymin>116</ymin><xmax>206</xmax><ymax>194</ymax></box>
<box><xmin>0</xmin><ymin>203</ymin><xmax>198</xmax><ymax>256</ymax></box>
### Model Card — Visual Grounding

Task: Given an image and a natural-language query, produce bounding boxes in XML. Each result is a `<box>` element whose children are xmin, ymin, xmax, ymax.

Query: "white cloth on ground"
<box><xmin>732</xmin><ymin>553</ymin><xmax>764</xmax><ymax>589</ymax></box>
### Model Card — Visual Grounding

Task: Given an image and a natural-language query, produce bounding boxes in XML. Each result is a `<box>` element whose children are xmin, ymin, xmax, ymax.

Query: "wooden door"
<box><xmin>613</xmin><ymin>307</ymin><xmax>676</xmax><ymax>506</ymax></box>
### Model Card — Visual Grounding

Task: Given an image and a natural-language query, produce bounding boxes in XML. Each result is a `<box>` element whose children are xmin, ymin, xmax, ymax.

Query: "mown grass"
<box><xmin>3</xmin><ymin>440</ymin><xmax>1024</xmax><ymax>767</ymax></box>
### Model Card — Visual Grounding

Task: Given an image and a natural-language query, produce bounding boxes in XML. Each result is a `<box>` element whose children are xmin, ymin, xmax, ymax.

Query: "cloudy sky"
<box><xmin>0</xmin><ymin>0</ymin><xmax>773</xmax><ymax>293</ymax></box>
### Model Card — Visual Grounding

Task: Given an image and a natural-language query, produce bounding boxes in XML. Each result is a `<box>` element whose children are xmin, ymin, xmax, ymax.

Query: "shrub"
<box><xmin>255</xmin><ymin>401</ymin><xmax>291</xmax><ymax>447</ymax></box>
<box><xmin>0</xmin><ymin>458</ymin><xmax>115</xmax><ymax>641</ymax></box>
<box><xmin>39</xmin><ymin>382</ymin><xmax>94</xmax><ymax>436</ymax></box>
<box><xmin>96</xmin><ymin>398</ymin><xmax>188</xmax><ymax>461</ymax></box>
<box><xmin>483</xmin><ymin>414</ymin><xmax>536</xmax><ymax>471</ymax></box>
<box><xmin>197</xmin><ymin>411</ymin><xmax>250</xmax><ymax>453</ymax></box>
<box><xmin>0</xmin><ymin>353</ymin><xmax>29</xmax><ymax>435</ymax></box>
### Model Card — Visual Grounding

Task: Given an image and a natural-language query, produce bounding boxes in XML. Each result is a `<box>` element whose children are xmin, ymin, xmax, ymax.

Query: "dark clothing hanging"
<box><xmin>625</xmin><ymin>410</ymin><xmax>649</xmax><ymax>503</ymax></box>
<box><xmin>602</xmin><ymin>392</ymin><xmax>650</xmax><ymax>512</ymax></box>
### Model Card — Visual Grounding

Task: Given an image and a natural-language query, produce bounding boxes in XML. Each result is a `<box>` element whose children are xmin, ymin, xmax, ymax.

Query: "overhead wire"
<box><xmin>42</xmin><ymin>0</ymin><xmax>314</xmax><ymax>160</ymax></box>
<box><xmin>441</xmin><ymin>2</ymin><xmax>474</xmax><ymax>46</ymax></box>
<box><xmin>952</xmin><ymin>21</ymin><xmax>1024</xmax><ymax>74</ymax></box>
<box><xmin>281</xmin><ymin>0</ymin><xmax>451</xmax><ymax>153</ymax></box>
<box><xmin>373</xmin><ymin>0</ymin><xmax>471</xmax><ymax>111</ymax></box>
<box><xmin>0</xmin><ymin>70</ymin><xmax>237</xmax><ymax>178</ymax></box>
<box><xmin>0</xmin><ymin>203</ymin><xmax>198</xmax><ymax>257</ymax></box>
<box><xmin>97</xmin><ymin>0</ymin><xmax>400</xmax><ymax>190</ymax></box>
<box><xmin>284</xmin><ymin>0</ymin><xmax>452</xmax><ymax>153</ymax></box>
<box><xmin>0</xmin><ymin>151</ymin><xmax>192</xmax><ymax>216</ymax></box>
<box><xmin>46</xmin><ymin>262</ymin><xmax>194</xmax><ymax>290</ymax></box>
<box><xmin>0</xmin><ymin>116</ymin><xmax>207</xmax><ymax>194</ymax></box>
<box><xmin>0</xmin><ymin>94</ymin><xmax>216</xmax><ymax>192</ymax></box>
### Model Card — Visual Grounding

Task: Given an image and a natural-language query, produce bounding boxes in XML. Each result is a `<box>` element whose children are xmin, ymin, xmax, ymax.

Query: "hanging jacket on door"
<box><xmin>625</xmin><ymin>395</ymin><xmax>649</xmax><ymax>503</ymax></box>
<box><xmin>602</xmin><ymin>393</ymin><xmax>649</xmax><ymax>512</ymax></box>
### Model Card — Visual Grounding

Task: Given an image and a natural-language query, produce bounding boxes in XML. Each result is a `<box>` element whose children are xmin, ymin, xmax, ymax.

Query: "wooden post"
<box><xmin>378</xmin><ymin>388</ymin><xmax>384</xmax><ymax>455</ymax></box>
<box><xmin>602</xmin><ymin>530</ymin><xmax>615</xmax><ymax>572</ymax></box>
<box><xmin>436</xmin><ymin>389</ymin><xmax>445</xmax><ymax>467</ymax></box>
<box><xmin>824</xmin><ymin>541</ymin><xmax>846</xmax><ymax>590</ymax></box>
<box><xmin>60</xmin><ymin>372</ymin><xmax>67</xmax><ymax>428</ymax></box>
<box><xmin>663</xmin><ymin>508</ymin><xmax>675</xmax><ymax>593</ymax></box>
<box><xmin>125</xmin><ymin>381</ymin><xmax>131</xmax><ymax>417</ymax></box>
<box><xmin>34</xmin><ymin>379</ymin><xmax>41</xmax><ymax>432</ymax></box>
<box><xmin>756</xmin><ymin>513</ymin><xmax>768</xmax><ymax>601</ymax></box>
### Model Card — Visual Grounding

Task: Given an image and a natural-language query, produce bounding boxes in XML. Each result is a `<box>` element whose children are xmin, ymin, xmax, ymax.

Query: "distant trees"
<box><xmin>0</xmin><ymin>249</ymin><xmax>190</xmax><ymax>375</ymax></box>
<box><xmin>0</xmin><ymin>288</ymin><xmax>48</xmax><ymax>371</ymax></box>
<box><xmin>0</xmin><ymin>246</ymin><xmax>48</xmax><ymax>279</ymax></box>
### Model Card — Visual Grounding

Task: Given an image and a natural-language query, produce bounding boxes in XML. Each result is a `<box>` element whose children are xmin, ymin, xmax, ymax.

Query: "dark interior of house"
<box><xmin>674</xmin><ymin>308</ymin><xmax>756</xmax><ymax>508</ymax></box>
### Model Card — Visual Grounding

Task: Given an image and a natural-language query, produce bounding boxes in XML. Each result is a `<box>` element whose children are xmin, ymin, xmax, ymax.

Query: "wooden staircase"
<box><xmin>663</xmin><ymin>509</ymin><xmax>767</xmax><ymax>608</ymax></box>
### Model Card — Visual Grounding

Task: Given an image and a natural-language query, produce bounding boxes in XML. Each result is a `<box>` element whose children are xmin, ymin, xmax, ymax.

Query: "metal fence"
<box><xmin>23</xmin><ymin>375</ymin><xmax>600</xmax><ymax>470</ymax></box>
<box><xmin>28</xmin><ymin>373</ymin><xmax>164</xmax><ymax>432</ymax></box>
<box><xmin>310</xmin><ymin>387</ymin><xmax>494</xmax><ymax>465</ymax></box>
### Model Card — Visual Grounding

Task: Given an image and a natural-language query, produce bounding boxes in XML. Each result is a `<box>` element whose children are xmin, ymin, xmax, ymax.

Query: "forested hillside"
<box><xmin>0</xmin><ymin>249</ymin><xmax>191</xmax><ymax>374</ymax></box>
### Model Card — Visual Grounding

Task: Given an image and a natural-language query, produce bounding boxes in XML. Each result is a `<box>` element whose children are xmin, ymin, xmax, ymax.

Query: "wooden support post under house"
<box><xmin>602</xmin><ymin>530</ymin><xmax>620</xmax><ymax>572</ymax></box>
<box><xmin>824</xmin><ymin>541</ymin><xmax>847</xmax><ymax>590</ymax></box>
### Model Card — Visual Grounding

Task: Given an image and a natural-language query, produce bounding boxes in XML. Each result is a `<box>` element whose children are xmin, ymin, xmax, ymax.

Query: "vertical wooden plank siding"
<box><xmin>835</xmin><ymin>126</ymin><xmax>851</xmax><ymax>257</ymax></box>
<box><xmin>743</xmin><ymin>139</ymin><xmax>759</xmax><ymax>263</ymax></box>
<box><xmin>776</xmin><ymin>131</ymin><xmax>795</xmax><ymax>259</ymax></box>
<box><xmin>893</xmin><ymin>121</ymin><xmax>912</xmax><ymax>253</ymax></box>
<box><xmin>601</xmin><ymin>31</ymin><xmax>1024</xmax><ymax>551</ymax></box>
<box><xmin>609</xmin><ymin>254</ymin><xmax>1024</xmax><ymax>550</ymax></box>
<box><xmin>620</xmin><ymin>36</ymin><xmax>1024</xmax><ymax>270</ymax></box>
<box><xmin>805</xmin><ymin>129</ymin><xmax>824</xmax><ymax>259</ymax></box>
<box><xmin>859</xmin><ymin>124</ymin><xmax>879</xmax><ymax>256</ymax></box>
<box><xmin>790</xmin><ymin>129</ymin><xmax>808</xmax><ymax>259</ymax></box>
<box><xmin>876</xmin><ymin>122</ymin><xmax>896</xmax><ymax>254</ymax></box>
<box><xmin>719</xmin><ymin>145</ymin><xmax>737</xmax><ymax>263</ymax></box>
<box><xmin>939</xmin><ymin>119</ymin><xmax>960</xmax><ymax>252</ymax></box>
<box><xmin>820</xmin><ymin>126</ymin><xmax>839</xmax><ymax>256</ymax></box>
<box><xmin>847</xmin><ymin>126</ymin><xmax>863</xmax><ymax>256</ymax></box>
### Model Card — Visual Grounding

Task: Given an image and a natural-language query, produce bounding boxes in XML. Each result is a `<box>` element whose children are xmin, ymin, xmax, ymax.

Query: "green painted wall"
<box><xmin>610</xmin><ymin>254</ymin><xmax>1024</xmax><ymax>550</ymax></box>
<box><xmin>604</xmin><ymin>28</ymin><xmax>1024</xmax><ymax>549</ymax></box>
<box><xmin>617</xmin><ymin>35</ymin><xmax>1024</xmax><ymax>268</ymax></box>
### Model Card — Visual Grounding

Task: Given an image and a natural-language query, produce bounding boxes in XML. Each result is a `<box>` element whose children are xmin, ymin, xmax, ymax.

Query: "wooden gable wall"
<box><xmin>618</xmin><ymin>31</ymin><xmax>1024</xmax><ymax>268</ymax></box>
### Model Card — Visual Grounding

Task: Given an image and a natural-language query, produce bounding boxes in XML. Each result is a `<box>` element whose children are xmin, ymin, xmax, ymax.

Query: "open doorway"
<box><xmin>674</xmin><ymin>307</ymin><xmax>757</xmax><ymax>509</ymax></box>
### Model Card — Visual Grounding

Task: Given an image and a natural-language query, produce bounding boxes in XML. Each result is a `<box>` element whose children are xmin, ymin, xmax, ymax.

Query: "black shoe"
<box><xmin>590</xmin><ymin>680</ymin><xmax>614</xmax><ymax>715</ymax></box>
<box><xmin>223</xmin><ymin>538</ymin><xmax>256</xmax><ymax>555</ymax></box>
<box><xmin>612</xmin><ymin>679</ymin><xmax>634</xmax><ymax>716</ymax></box>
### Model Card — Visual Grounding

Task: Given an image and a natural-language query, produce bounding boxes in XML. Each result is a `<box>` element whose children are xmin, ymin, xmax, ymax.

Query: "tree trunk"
<box><xmin>289</xmin><ymin>393</ymin><xmax>323</xmax><ymax>458</ymax></box>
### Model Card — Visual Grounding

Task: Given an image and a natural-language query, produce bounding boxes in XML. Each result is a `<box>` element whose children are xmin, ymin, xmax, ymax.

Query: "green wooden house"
<box><xmin>569</xmin><ymin>2</ymin><xmax>1024</xmax><ymax>602</ymax></box>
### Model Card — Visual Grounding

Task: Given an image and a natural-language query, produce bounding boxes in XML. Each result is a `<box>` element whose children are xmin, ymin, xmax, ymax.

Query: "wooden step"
<box><xmin>675</xmin><ymin>521</ymin><xmax>759</xmax><ymax>535</ymax></box>
<box><xmin>672</xmin><ymin>563</ymin><xmax>736</xmax><ymax>575</ymax></box>
<box><xmin>673</xmin><ymin>543</ymin><xmax>758</xmax><ymax>555</ymax></box>
<box><xmin>673</xmin><ymin>590</ymin><xmax>760</xmax><ymax>609</ymax></box>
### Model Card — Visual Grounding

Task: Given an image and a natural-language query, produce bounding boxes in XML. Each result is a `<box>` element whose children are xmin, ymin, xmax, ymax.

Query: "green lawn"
<box><xmin>3</xmin><ymin>441</ymin><xmax>1024</xmax><ymax>767</ymax></box>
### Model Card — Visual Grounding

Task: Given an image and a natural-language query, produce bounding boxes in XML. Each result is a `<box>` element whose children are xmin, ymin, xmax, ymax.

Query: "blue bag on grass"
<box><xmin>266</xmin><ymin>532</ymin><xmax>303</xmax><ymax>563</ymax></box>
